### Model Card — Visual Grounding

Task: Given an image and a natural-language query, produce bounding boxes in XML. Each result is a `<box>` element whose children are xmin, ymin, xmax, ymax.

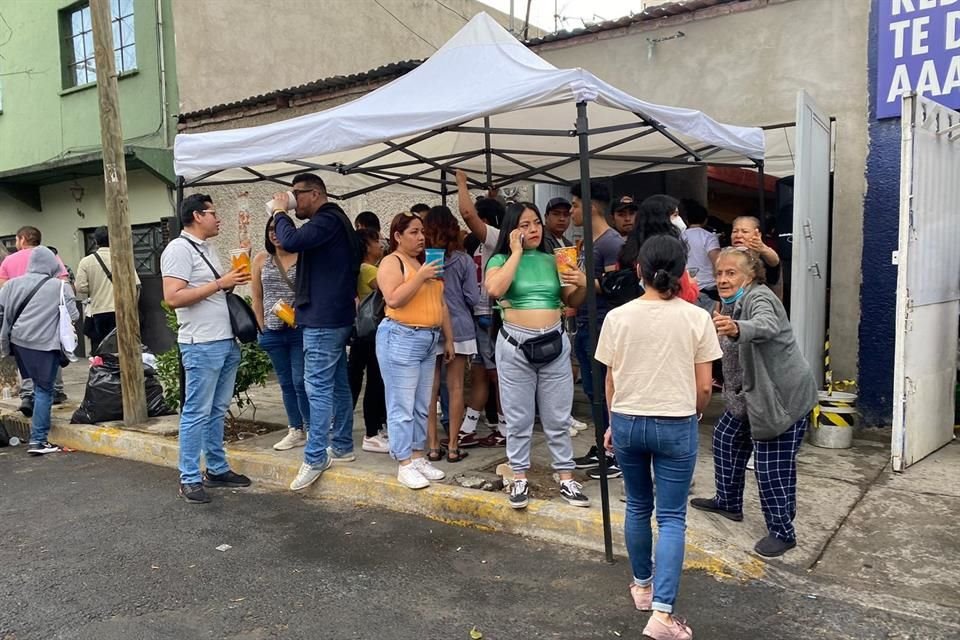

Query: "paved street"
<box><xmin>0</xmin><ymin>450</ymin><xmax>954</xmax><ymax>640</ymax></box>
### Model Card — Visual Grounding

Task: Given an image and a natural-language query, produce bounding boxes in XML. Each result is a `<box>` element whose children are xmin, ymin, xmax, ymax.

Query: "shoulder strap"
<box><xmin>182</xmin><ymin>237</ymin><xmax>221</xmax><ymax>280</ymax></box>
<box><xmin>92</xmin><ymin>252</ymin><xmax>112</xmax><ymax>281</ymax></box>
<box><xmin>396</xmin><ymin>254</ymin><xmax>405</xmax><ymax>277</ymax></box>
<box><xmin>271</xmin><ymin>255</ymin><xmax>296</xmax><ymax>293</ymax></box>
<box><xmin>9</xmin><ymin>277</ymin><xmax>54</xmax><ymax>330</ymax></box>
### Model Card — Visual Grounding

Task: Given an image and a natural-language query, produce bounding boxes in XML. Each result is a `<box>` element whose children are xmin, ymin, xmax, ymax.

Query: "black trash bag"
<box><xmin>71</xmin><ymin>354</ymin><xmax>173</xmax><ymax>424</ymax></box>
<box><xmin>94</xmin><ymin>328</ymin><xmax>153</xmax><ymax>358</ymax></box>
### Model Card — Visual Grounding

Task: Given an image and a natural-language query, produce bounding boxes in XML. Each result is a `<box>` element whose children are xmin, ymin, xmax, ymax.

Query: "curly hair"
<box><xmin>423</xmin><ymin>206</ymin><xmax>462</xmax><ymax>254</ymax></box>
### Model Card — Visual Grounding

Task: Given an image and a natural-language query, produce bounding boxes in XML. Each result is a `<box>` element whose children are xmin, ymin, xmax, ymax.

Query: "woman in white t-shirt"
<box><xmin>596</xmin><ymin>235</ymin><xmax>721</xmax><ymax>640</ymax></box>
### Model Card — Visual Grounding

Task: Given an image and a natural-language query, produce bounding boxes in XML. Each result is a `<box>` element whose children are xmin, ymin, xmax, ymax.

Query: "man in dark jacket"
<box><xmin>271</xmin><ymin>174</ymin><xmax>361</xmax><ymax>492</ymax></box>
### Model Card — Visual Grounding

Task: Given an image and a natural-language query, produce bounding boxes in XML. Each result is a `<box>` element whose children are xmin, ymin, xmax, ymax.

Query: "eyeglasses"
<box><xmin>292</xmin><ymin>188</ymin><xmax>317</xmax><ymax>197</ymax></box>
<box><xmin>200</xmin><ymin>209</ymin><xmax>219</xmax><ymax>218</ymax></box>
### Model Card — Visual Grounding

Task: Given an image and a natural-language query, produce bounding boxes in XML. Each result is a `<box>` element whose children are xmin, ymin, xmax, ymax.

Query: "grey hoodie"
<box><xmin>0</xmin><ymin>246</ymin><xmax>79</xmax><ymax>356</ymax></box>
<box><xmin>733</xmin><ymin>283</ymin><xmax>818</xmax><ymax>440</ymax></box>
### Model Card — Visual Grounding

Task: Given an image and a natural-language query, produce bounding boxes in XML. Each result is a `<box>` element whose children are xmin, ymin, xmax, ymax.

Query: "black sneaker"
<box><xmin>587</xmin><ymin>456</ymin><xmax>622</xmax><ymax>479</ymax></box>
<box><xmin>560</xmin><ymin>479</ymin><xmax>590</xmax><ymax>507</ymax></box>
<box><xmin>179</xmin><ymin>482</ymin><xmax>211</xmax><ymax>504</ymax></box>
<box><xmin>26</xmin><ymin>441</ymin><xmax>61</xmax><ymax>456</ymax></box>
<box><xmin>203</xmin><ymin>470</ymin><xmax>252</xmax><ymax>488</ymax></box>
<box><xmin>53</xmin><ymin>393</ymin><xmax>68</xmax><ymax>405</ymax></box>
<box><xmin>573</xmin><ymin>445</ymin><xmax>601</xmax><ymax>469</ymax></box>
<box><xmin>509</xmin><ymin>479</ymin><xmax>529</xmax><ymax>509</ymax></box>
<box><xmin>754</xmin><ymin>534</ymin><xmax>796</xmax><ymax>558</ymax></box>
<box><xmin>19</xmin><ymin>397</ymin><xmax>34</xmax><ymax>418</ymax></box>
<box><xmin>689</xmin><ymin>497</ymin><xmax>744</xmax><ymax>522</ymax></box>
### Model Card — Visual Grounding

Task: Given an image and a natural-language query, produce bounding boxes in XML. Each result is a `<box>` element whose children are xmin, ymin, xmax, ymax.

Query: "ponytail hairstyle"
<box><xmin>638</xmin><ymin>235</ymin><xmax>688</xmax><ymax>299</ymax></box>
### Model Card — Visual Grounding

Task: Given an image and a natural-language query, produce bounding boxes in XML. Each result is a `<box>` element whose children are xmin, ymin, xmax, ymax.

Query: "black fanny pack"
<box><xmin>500</xmin><ymin>327</ymin><xmax>564</xmax><ymax>365</ymax></box>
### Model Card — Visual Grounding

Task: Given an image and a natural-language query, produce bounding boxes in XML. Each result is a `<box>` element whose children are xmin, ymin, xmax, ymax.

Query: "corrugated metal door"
<box><xmin>789</xmin><ymin>91</ymin><xmax>832</xmax><ymax>387</ymax></box>
<box><xmin>892</xmin><ymin>95</ymin><xmax>960</xmax><ymax>471</ymax></box>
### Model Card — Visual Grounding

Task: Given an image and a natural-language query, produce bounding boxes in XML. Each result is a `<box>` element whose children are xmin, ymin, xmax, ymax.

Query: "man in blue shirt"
<box><xmin>270</xmin><ymin>174</ymin><xmax>361</xmax><ymax>492</ymax></box>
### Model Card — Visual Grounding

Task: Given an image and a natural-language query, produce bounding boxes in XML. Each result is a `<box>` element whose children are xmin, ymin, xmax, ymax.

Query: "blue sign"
<box><xmin>877</xmin><ymin>0</ymin><xmax>960</xmax><ymax>119</ymax></box>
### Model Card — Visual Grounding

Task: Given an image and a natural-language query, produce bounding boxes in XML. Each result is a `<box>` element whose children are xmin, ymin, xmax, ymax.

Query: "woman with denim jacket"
<box><xmin>485</xmin><ymin>202</ymin><xmax>589</xmax><ymax>510</ymax></box>
<box><xmin>251</xmin><ymin>218</ymin><xmax>310</xmax><ymax>452</ymax></box>
<box><xmin>597</xmin><ymin>235</ymin><xmax>721</xmax><ymax>640</ymax></box>
<box><xmin>376</xmin><ymin>212</ymin><xmax>455</xmax><ymax>490</ymax></box>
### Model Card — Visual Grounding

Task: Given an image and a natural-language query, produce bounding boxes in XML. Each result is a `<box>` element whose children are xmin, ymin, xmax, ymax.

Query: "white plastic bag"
<box><xmin>59</xmin><ymin>281</ymin><xmax>78</xmax><ymax>363</ymax></box>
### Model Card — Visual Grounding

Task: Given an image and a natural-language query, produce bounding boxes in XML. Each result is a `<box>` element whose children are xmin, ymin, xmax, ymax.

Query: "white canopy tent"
<box><xmin>173</xmin><ymin>12</ymin><xmax>769</xmax><ymax>561</ymax></box>
<box><xmin>174</xmin><ymin>12</ymin><xmax>765</xmax><ymax>197</ymax></box>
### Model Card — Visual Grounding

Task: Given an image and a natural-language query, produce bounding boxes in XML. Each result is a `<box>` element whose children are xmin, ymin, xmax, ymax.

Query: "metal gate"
<box><xmin>892</xmin><ymin>94</ymin><xmax>960</xmax><ymax>471</ymax></box>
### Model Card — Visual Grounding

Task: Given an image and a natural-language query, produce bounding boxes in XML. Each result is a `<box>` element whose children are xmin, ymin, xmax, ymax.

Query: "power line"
<box><xmin>433</xmin><ymin>0</ymin><xmax>469</xmax><ymax>22</ymax></box>
<box><xmin>373</xmin><ymin>0</ymin><xmax>438</xmax><ymax>51</ymax></box>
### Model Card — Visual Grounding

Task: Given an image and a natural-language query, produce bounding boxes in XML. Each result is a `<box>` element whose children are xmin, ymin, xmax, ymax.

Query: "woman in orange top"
<box><xmin>376</xmin><ymin>212</ymin><xmax>455</xmax><ymax>490</ymax></box>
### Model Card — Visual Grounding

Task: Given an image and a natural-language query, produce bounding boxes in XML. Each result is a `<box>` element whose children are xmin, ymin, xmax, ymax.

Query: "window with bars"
<box><xmin>82</xmin><ymin>223</ymin><xmax>163</xmax><ymax>276</ymax></box>
<box><xmin>62</xmin><ymin>0</ymin><xmax>136</xmax><ymax>89</ymax></box>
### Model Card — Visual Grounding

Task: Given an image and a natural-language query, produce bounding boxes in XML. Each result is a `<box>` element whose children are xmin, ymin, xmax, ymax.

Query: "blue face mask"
<box><xmin>721</xmin><ymin>287</ymin><xmax>746</xmax><ymax>305</ymax></box>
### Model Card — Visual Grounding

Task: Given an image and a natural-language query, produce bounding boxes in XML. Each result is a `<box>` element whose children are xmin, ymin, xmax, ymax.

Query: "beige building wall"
<box><xmin>171</xmin><ymin>0</ymin><xmax>531</xmax><ymax>114</ymax></box>
<box><xmin>0</xmin><ymin>170</ymin><xmax>173</xmax><ymax>271</ymax></box>
<box><xmin>533</xmin><ymin>0</ymin><xmax>870</xmax><ymax>380</ymax></box>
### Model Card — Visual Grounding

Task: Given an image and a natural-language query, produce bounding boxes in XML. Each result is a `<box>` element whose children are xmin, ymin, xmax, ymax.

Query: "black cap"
<box><xmin>612</xmin><ymin>195</ymin><xmax>639</xmax><ymax>213</ymax></box>
<box><xmin>545</xmin><ymin>197</ymin><xmax>572</xmax><ymax>213</ymax></box>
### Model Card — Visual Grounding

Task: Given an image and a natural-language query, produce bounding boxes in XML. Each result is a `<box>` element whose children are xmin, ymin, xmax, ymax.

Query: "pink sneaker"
<box><xmin>642</xmin><ymin>615</ymin><xmax>692</xmax><ymax>640</ymax></box>
<box><xmin>629</xmin><ymin>582</ymin><xmax>652</xmax><ymax>611</ymax></box>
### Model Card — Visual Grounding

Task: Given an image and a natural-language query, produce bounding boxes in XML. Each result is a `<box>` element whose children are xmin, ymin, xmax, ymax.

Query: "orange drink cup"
<box><xmin>230</xmin><ymin>248</ymin><xmax>251</xmax><ymax>274</ymax></box>
<box><xmin>272</xmin><ymin>299</ymin><xmax>296</xmax><ymax>327</ymax></box>
<box><xmin>554</xmin><ymin>246</ymin><xmax>578</xmax><ymax>286</ymax></box>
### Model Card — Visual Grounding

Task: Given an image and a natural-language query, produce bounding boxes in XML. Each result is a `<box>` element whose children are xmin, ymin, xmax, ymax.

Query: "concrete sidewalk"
<box><xmin>2</xmin><ymin>362</ymin><xmax>958</xmax><ymax>627</ymax></box>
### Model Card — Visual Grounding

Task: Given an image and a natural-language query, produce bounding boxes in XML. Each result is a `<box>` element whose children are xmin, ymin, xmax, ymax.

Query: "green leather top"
<box><xmin>486</xmin><ymin>250</ymin><xmax>562</xmax><ymax>311</ymax></box>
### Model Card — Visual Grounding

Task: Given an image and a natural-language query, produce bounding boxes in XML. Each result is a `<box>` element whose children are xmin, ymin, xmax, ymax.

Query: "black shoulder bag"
<box><xmin>353</xmin><ymin>256</ymin><xmax>403</xmax><ymax>343</ymax></box>
<box><xmin>183</xmin><ymin>239</ymin><xmax>260</xmax><ymax>344</ymax></box>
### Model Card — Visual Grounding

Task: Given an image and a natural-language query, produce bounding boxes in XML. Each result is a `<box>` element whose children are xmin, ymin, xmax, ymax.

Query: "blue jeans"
<box><xmin>302</xmin><ymin>325</ymin><xmax>354</xmax><ymax>467</ymax></box>
<box><xmin>12</xmin><ymin>346</ymin><xmax>59</xmax><ymax>444</ymax></box>
<box><xmin>375</xmin><ymin>318</ymin><xmax>440</xmax><ymax>461</ymax></box>
<box><xmin>574</xmin><ymin>328</ymin><xmax>608</xmax><ymax>428</ymax></box>
<box><xmin>179</xmin><ymin>339</ymin><xmax>241</xmax><ymax>484</ymax></box>
<box><xmin>259</xmin><ymin>327</ymin><xmax>310</xmax><ymax>429</ymax></box>
<box><xmin>612</xmin><ymin>412</ymin><xmax>698</xmax><ymax>614</ymax></box>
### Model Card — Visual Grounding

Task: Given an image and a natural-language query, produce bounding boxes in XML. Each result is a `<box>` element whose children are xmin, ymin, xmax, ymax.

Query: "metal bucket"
<box><xmin>809</xmin><ymin>399</ymin><xmax>856</xmax><ymax>449</ymax></box>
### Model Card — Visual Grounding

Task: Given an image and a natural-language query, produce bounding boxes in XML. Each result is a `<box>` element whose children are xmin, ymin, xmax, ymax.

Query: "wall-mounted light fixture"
<box><xmin>70</xmin><ymin>181</ymin><xmax>85</xmax><ymax>219</ymax></box>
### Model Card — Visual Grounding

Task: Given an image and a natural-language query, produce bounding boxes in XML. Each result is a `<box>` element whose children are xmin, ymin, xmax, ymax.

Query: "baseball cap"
<box><xmin>545</xmin><ymin>197</ymin><xmax>572</xmax><ymax>213</ymax></box>
<box><xmin>613</xmin><ymin>195</ymin><xmax>639</xmax><ymax>213</ymax></box>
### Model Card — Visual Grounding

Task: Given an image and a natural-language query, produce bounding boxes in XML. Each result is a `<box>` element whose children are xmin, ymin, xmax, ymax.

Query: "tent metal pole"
<box><xmin>484</xmin><ymin>117</ymin><xmax>493</xmax><ymax>188</ymax></box>
<box><xmin>441</xmin><ymin>169</ymin><xmax>448</xmax><ymax>207</ymax></box>
<box><xmin>756</xmin><ymin>159</ymin><xmax>767</xmax><ymax>233</ymax></box>
<box><xmin>576</xmin><ymin>101</ymin><xmax>614</xmax><ymax>564</ymax></box>
<box><xmin>174</xmin><ymin>176</ymin><xmax>184</xmax><ymax>233</ymax></box>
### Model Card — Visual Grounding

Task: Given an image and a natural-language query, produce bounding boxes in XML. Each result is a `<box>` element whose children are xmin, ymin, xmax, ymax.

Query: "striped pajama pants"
<box><xmin>712</xmin><ymin>410</ymin><xmax>808</xmax><ymax>543</ymax></box>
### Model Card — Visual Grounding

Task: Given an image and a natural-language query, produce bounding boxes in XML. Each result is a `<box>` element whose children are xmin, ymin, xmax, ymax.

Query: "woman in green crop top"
<box><xmin>485</xmin><ymin>202</ymin><xmax>590</xmax><ymax>510</ymax></box>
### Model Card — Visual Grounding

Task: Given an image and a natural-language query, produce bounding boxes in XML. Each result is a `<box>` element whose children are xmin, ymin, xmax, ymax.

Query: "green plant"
<box><xmin>156</xmin><ymin>301</ymin><xmax>273</xmax><ymax>423</ymax></box>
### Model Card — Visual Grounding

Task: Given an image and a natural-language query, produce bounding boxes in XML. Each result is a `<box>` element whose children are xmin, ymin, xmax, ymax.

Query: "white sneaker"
<box><xmin>273</xmin><ymin>428</ymin><xmax>306</xmax><ymax>451</ymax></box>
<box><xmin>570</xmin><ymin>417</ymin><xmax>589</xmax><ymax>431</ymax></box>
<box><xmin>413</xmin><ymin>457</ymin><xmax>446</xmax><ymax>481</ymax></box>
<box><xmin>362</xmin><ymin>434</ymin><xmax>390</xmax><ymax>453</ymax></box>
<box><xmin>326</xmin><ymin>446</ymin><xmax>356</xmax><ymax>463</ymax></box>
<box><xmin>397</xmin><ymin>463</ymin><xmax>430</xmax><ymax>489</ymax></box>
<box><xmin>568</xmin><ymin>426</ymin><xmax>579</xmax><ymax>437</ymax></box>
<box><xmin>290</xmin><ymin>458</ymin><xmax>332</xmax><ymax>491</ymax></box>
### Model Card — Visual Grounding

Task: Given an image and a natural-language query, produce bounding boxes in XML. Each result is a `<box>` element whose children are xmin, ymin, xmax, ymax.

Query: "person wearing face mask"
<box><xmin>690</xmin><ymin>247</ymin><xmax>817</xmax><ymax>559</ymax></box>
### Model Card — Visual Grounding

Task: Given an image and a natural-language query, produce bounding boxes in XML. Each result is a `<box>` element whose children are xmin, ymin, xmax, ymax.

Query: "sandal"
<box><xmin>426</xmin><ymin>448</ymin><xmax>446</xmax><ymax>462</ymax></box>
<box><xmin>446</xmin><ymin>448</ymin><xmax>470</xmax><ymax>463</ymax></box>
